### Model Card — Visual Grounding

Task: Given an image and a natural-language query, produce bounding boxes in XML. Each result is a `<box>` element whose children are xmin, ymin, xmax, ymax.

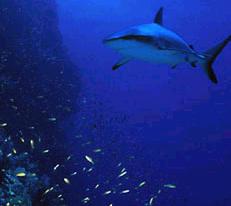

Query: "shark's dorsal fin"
<box><xmin>154</xmin><ymin>7</ymin><xmax>164</xmax><ymax>25</ymax></box>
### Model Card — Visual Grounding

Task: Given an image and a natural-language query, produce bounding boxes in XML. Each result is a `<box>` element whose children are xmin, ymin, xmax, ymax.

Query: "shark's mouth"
<box><xmin>103</xmin><ymin>35</ymin><xmax>153</xmax><ymax>44</ymax></box>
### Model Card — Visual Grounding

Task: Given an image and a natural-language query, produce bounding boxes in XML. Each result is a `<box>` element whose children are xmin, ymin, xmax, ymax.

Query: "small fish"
<box><xmin>82</xmin><ymin>197</ymin><xmax>90</xmax><ymax>203</ymax></box>
<box><xmin>64</xmin><ymin>178</ymin><xmax>70</xmax><ymax>184</ymax></box>
<box><xmin>7</xmin><ymin>153</ymin><xmax>12</xmax><ymax>158</ymax></box>
<box><xmin>149</xmin><ymin>197</ymin><xmax>155</xmax><ymax>205</ymax></box>
<box><xmin>121</xmin><ymin>168</ymin><xmax>126</xmax><ymax>173</ymax></box>
<box><xmin>164</xmin><ymin>184</ymin><xmax>176</xmax><ymax>189</ymax></box>
<box><xmin>85</xmin><ymin>155</ymin><xmax>94</xmax><ymax>164</ymax></box>
<box><xmin>12</xmin><ymin>148</ymin><xmax>17</xmax><ymax>154</ymax></box>
<box><xmin>93</xmin><ymin>148</ymin><xmax>102</xmax><ymax>153</ymax></box>
<box><xmin>0</xmin><ymin>123</ymin><xmax>7</xmax><ymax>127</ymax></box>
<box><xmin>43</xmin><ymin>188</ymin><xmax>51</xmax><ymax>196</ymax></box>
<box><xmin>70</xmin><ymin>172</ymin><xmax>77</xmax><ymax>176</ymax></box>
<box><xmin>95</xmin><ymin>184</ymin><xmax>100</xmax><ymax>189</ymax></box>
<box><xmin>118</xmin><ymin>171</ymin><xmax>127</xmax><ymax>178</ymax></box>
<box><xmin>11</xmin><ymin>105</ymin><xmax>18</xmax><ymax>110</ymax></box>
<box><xmin>20</xmin><ymin>137</ymin><xmax>25</xmax><ymax>143</ymax></box>
<box><xmin>120</xmin><ymin>190</ymin><xmax>130</xmax><ymax>194</ymax></box>
<box><xmin>103</xmin><ymin>190</ymin><xmax>112</xmax><ymax>195</ymax></box>
<box><xmin>16</xmin><ymin>172</ymin><xmax>26</xmax><ymax>177</ymax></box>
<box><xmin>48</xmin><ymin>117</ymin><xmax>57</xmax><ymax>121</ymax></box>
<box><xmin>42</xmin><ymin>149</ymin><xmax>49</xmax><ymax>153</ymax></box>
<box><xmin>53</xmin><ymin>164</ymin><xmax>60</xmax><ymax>171</ymax></box>
<box><xmin>49</xmin><ymin>187</ymin><xmax>54</xmax><ymax>192</ymax></box>
<box><xmin>30</xmin><ymin>139</ymin><xmax>35</xmax><ymax>149</ymax></box>
<box><xmin>66</xmin><ymin>155</ymin><xmax>72</xmax><ymax>161</ymax></box>
<box><xmin>87</xmin><ymin>167</ymin><xmax>93</xmax><ymax>172</ymax></box>
<box><xmin>138</xmin><ymin>181</ymin><xmax>146</xmax><ymax>188</ymax></box>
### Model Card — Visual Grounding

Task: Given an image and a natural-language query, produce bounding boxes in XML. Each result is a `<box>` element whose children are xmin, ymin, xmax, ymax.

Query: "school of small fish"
<box><xmin>1</xmin><ymin>98</ymin><xmax>177</xmax><ymax>205</ymax></box>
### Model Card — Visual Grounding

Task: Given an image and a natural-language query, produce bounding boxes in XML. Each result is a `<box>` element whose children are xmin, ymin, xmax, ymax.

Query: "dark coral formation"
<box><xmin>0</xmin><ymin>130</ymin><xmax>66</xmax><ymax>205</ymax></box>
<box><xmin>0</xmin><ymin>0</ymin><xmax>79</xmax><ymax>205</ymax></box>
<box><xmin>0</xmin><ymin>0</ymin><xmax>79</xmax><ymax>139</ymax></box>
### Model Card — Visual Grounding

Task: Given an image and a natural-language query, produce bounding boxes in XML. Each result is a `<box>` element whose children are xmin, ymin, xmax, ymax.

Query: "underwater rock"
<box><xmin>0</xmin><ymin>0</ymin><xmax>80</xmax><ymax>205</ymax></box>
<box><xmin>0</xmin><ymin>131</ymin><xmax>65</xmax><ymax>205</ymax></box>
<box><xmin>0</xmin><ymin>0</ymin><xmax>79</xmax><ymax>137</ymax></box>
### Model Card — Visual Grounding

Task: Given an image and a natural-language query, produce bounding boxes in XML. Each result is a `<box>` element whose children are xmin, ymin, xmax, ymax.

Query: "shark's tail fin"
<box><xmin>200</xmin><ymin>35</ymin><xmax>231</xmax><ymax>84</ymax></box>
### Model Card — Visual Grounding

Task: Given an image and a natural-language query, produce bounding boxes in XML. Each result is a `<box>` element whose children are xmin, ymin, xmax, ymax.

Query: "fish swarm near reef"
<box><xmin>0</xmin><ymin>131</ymin><xmax>66</xmax><ymax>205</ymax></box>
<box><xmin>0</xmin><ymin>0</ymin><xmax>79</xmax><ymax>205</ymax></box>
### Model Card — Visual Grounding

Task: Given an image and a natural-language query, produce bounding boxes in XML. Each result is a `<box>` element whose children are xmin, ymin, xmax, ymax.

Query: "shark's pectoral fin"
<box><xmin>112</xmin><ymin>57</ymin><xmax>131</xmax><ymax>71</ymax></box>
<box><xmin>189</xmin><ymin>44</ymin><xmax>195</xmax><ymax>50</ymax></box>
<box><xmin>185</xmin><ymin>56</ymin><xmax>197</xmax><ymax>68</ymax></box>
<box><xmin>154</xmin><ymin>7</ymin><xmax>163</xmax><ymax>25</ymax></box>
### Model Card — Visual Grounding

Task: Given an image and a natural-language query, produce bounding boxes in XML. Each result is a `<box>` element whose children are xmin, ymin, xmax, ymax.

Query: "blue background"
<box><xmin>57</xmin><ymin>1</ymin><xmax>231</xmax><ymax>205</ymax></box>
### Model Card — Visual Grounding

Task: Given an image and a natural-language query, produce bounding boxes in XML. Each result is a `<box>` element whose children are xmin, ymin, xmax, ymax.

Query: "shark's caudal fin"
<box><xmin>200</xmin><ymin>35</ymin><xmax>231</xmax><ymax>84</ymax></box>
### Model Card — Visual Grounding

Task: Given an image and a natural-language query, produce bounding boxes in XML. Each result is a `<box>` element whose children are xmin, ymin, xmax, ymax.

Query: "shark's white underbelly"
<box><xmin>118</xmin><ymin>45</ymin><xmax>185</xmax><ymax>65</ymax></box>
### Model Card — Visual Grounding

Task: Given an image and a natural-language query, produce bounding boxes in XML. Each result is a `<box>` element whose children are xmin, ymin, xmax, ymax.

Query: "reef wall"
<box><xmin>0</xmin><ymin>0</ymin><xmax>79</xmax><ymax>204</ymax></box>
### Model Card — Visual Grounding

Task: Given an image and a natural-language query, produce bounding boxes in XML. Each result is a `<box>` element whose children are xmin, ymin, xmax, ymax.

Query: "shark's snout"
<box><xmin>103</xmin><ymin>36</ymin><xmax>121</xmax><ymax>44</ymax></box>
<box><xmin>103</xmin><ymin>30</ymin><xmax>130</xmax><ymax>45</ymax></box>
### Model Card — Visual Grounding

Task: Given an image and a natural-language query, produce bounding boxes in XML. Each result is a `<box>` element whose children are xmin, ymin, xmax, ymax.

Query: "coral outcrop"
<box><xmin>0</xmin><ymin>0</ymin><xmax>79</xmax><ymax>205</ymax></box>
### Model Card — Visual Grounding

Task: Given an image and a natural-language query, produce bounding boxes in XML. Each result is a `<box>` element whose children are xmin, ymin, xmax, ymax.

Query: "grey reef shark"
<box><xmin>103</xmin><ymin>7</ymin><xmax>231</xmax><ymax>84</ymax></box>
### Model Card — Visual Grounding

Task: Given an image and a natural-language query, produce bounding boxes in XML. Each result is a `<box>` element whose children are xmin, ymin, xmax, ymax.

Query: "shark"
<box><xmin>103</xmin><ymin>7</ymin><xmax>231</xmax><ymax>83</ymax></box>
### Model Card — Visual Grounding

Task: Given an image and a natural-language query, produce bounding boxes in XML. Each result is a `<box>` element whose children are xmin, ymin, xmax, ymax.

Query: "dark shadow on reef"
<box><xmin>0</xmin><ymin>0</ymin><xmax>80</xmax><ymax>205</ymax></box>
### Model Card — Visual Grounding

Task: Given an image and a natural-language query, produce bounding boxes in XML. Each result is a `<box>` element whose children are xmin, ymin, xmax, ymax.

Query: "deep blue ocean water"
<box><xmin>55</xmin><ymin>0</ymin><xmax>231</xmax><ymax>205</ymax></box>
<box><xmin>2</xmin><ymin>0</ymin><xmax>229</xmax><ymax>205</ymax></box>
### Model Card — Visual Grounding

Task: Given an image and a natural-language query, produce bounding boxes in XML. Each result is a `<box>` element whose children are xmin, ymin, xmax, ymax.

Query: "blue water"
<box><xmin>56</xmin><ymin>1</ymin><xmax>231</xmax><ymax>205</ymax></box>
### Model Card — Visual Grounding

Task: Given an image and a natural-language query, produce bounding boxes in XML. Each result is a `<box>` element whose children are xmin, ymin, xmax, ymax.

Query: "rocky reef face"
<box><xmin>0</xmin><ymin>131</ymin><xmax>65</xmax><ymax>205</ymax></box>
<box><xmin>0</xmin><ymin>0</ymin><xmax>79</xmax><ymax>205</ymax></box>
<box><xmin>0</xmin><ymin>0</ymin><xmax>79</xmax><ymax>139</ymax></box>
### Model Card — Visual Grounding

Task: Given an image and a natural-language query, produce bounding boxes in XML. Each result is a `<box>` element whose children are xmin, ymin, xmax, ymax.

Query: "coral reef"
<box><xmin>0</xmin><ymin>0</ymin><xmax>80</xmax><ymax>205</ymax></box>
<box><xmin>0</xmin><ymin>131</ymin><xmax>66</xmax><ymax>205</ymax></box>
